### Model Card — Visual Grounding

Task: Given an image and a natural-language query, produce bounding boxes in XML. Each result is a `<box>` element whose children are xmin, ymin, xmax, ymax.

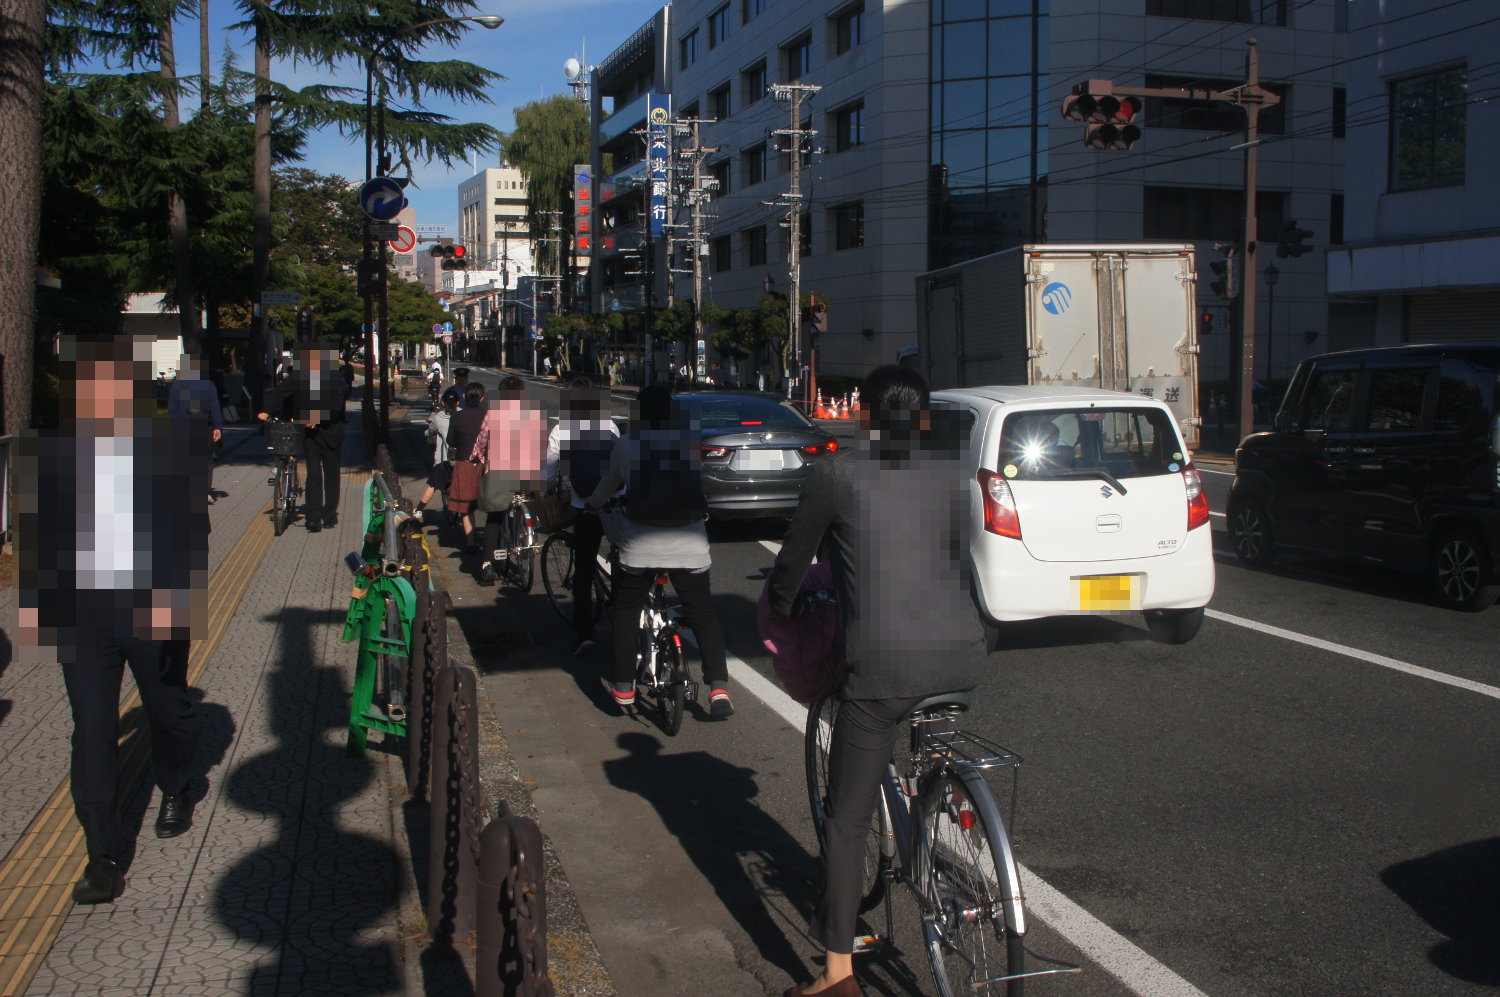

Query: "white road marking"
<box><xmin>1210</xmin><ymin>510</ymin><xmax>1226</xmax><ymax>519</ymax></box>
<box><xmin>746</xmin><ymin>537</ymin><xmax>1210</xmax><ymax>997</ymax></box>
<box><xmin>1205</xmin><ymin>608</ymin><xmax>1500</xmax><ymax>701</ymax></box>
<box><xmin>1197</xmin><ymin>467</ymin><xmax>1235</xmax><ymax>477</ymax></box>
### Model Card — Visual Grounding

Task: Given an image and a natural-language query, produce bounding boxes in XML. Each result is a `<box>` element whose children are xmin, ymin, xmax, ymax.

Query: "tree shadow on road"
<box><xmin>1382</xmin><ymin>837</ymin><xmax>1500</xmax><ymax>986</ymax></box>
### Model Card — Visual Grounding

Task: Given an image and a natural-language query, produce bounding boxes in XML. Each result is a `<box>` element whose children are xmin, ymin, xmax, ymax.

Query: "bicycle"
<box><xmin>806</xmin><ymin>691</ymin><xmax>1076</xmax><ymax>996</ymax></box>
<box><xmin>265</xmin><ymin>419</ymin><xmax>304</xmax><ymax>536</ymax></box>
<box><xmin>494</xmin><ymin>491</ymin><xmax>541</xmax><ymax>592</ymax></box>
<box><xmin>541</xmin><ymin>517</ymin><xmax>613</xmax><ymax>629</ymax></box>
<box><xmin>629</xmin><ymin>569</ymin><xmax>695</xmax><ymax>735</ymax></box>
<box><xmin>427</xmin><ymin>376</ymin><xmax>442</xmax><ymax>407</ymax></box>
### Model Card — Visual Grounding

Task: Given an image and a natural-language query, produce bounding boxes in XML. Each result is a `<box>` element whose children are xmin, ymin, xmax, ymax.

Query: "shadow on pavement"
<box><xmin>213</xmin><ymin>606</ymin><xmax>402</xmax><ymax>995</ymax></box>
<box><xmin>1382</xmin><ymin>838</ymin><xmax>1500</xmax><ymax>986</ymax></box>
<box><xmin>602</xmin><ymin>730</ymin><xmax>821</xmax><ymax>984</ymax></box>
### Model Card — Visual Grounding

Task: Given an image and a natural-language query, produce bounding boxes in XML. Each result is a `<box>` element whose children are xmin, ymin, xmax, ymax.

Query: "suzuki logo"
<box><xmin>1099</xmin><ymin>485</ymin><xmax>1114</xmax><ymax>499</ymax></box>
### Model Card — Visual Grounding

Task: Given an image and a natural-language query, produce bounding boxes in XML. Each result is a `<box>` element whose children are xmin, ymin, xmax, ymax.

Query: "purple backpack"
<box><xmin>758</xmin><ymin>561</ymin><xmax>847</xmax><ymax>704</ymax></box>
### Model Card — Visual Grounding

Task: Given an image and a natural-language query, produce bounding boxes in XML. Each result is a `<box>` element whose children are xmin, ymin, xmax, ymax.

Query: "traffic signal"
<box><xmin>1208</xmin><ymin>243</ymin><xmax>1238</xmax><ymax>300</ymax></box>
<box><xmin>1275</xmin><ymin>221</ymin><xmax>1314</xmax><ymax>258</ymax></box>
<box><xmin>432</xmin><ymin>243</ymin><xmax>469</xmax><ymax>270</ymax></box>
<box><xmin>295</xmin><ymin>306</ymin><xmax>315</xmax><ymax>340</ymax></box>
<box><xmin>1062</xmin><ymin>81</ymin><xmax>1141</xmax><ymax>151</ymax></box>
<box><xmin>356</xmin><ymin>259</ymin><xmax>382</xmax><ymax>298</ymax></box>
<box><xmin>1199</xmin><ymin>312</ymin><xmax>1214</xmax><ymax>337</ymax></box>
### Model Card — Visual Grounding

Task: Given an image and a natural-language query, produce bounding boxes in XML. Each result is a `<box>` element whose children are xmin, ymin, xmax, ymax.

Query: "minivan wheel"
<box><xmin>1429</xmin><ymin>529</ymin><xmax>1500</xmax><ymax>612</ymax></box>
<box><xmin>1144</xmin><ymin>606</ymin><xmax>1205</xmax><ymax>644</ymax></box>
<box><xmin>1228</xmin><ymin>498</ymin><xmax>1277</xmax><ymax>566</ymax></box>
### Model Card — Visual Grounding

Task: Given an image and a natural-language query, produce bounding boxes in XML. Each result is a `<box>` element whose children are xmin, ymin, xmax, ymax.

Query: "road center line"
<box><xmin>747</xmin><ymin>539</ymin><xmax>1209</xmax><ymax>997</ymax></box>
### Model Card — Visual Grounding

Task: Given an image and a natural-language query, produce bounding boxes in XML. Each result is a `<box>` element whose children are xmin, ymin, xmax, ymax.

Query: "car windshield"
<box><xmin>681</xmin><ymin>396</ymin><xmax>813</xmax><ymax>432</ymax></box>
<box><xmin>998</xmin><ymin>407</ymin><xmax>1185</xmax><ymax>481</ymax></box>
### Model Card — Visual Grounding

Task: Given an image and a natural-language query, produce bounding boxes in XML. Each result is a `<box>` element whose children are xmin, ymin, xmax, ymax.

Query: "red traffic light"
<box><xmin>452</xmin><ymin>244</ymin><xmax>466</xmax><ymax>259</ymax></box>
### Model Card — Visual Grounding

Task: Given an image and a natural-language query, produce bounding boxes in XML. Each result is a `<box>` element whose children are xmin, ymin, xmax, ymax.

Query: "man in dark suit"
<box><xmin>17</xmin><ymin>335</ymin><xmax>212</xmax><ymax>904</ymax></box>
<box><xmin>257</xmin><ymin>342</ymin><xmax>346</xmax><ymax>532</ymax></box>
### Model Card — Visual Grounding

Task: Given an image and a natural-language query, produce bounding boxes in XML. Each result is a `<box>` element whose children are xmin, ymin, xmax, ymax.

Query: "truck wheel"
<box><xmin>1429</xmin><ymin>528</ymin><xmax>1500</xmax><ymax>612</ymax></box>
<box><xmin>1144</xmin><ymin>607</ymin><xmax>1205</xmax><ymax>644</ymax></box>
<box><xmin>1228</xmin><ymin>498</ymin><xmax>1277</xmax><ymax>566</ymax></box>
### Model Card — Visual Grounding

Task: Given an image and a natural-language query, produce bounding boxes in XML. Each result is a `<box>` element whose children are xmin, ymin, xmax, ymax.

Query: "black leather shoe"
<box><xmin>306</xmin><ymin>520</ymin><xmax>322</xmax><ymax>533</ymax></box>
<box><xmin>324</xmin><ymin>514</ymin><xmax>338</xmax><ymax>528</ymax></box>
<box><xmin>155</xmin><ymin>793</ymin><xmax>194</xmax><ymax>838</ymax></box>
<box><xmin>73</xmin><ymin>857</ymin><xmax>125</xmax><ymax>904</ymax></box>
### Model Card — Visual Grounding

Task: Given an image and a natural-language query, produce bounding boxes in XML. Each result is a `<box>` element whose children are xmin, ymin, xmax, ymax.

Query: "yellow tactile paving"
<box><xmin>0</xmin><ymin>488</ymin><xmax>281</xmax><ymax>996</ymax></box>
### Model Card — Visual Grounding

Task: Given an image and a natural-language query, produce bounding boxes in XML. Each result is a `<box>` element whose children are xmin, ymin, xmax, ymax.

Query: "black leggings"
<box><xmin>610</xmin><ymin>566</ymin><xmax>728</xmax><ymax>687</ymax></box>
<box><xmin>812</xmin><ymin>695</ymin><xmax>924</xmax><ymax>953</ymax></box>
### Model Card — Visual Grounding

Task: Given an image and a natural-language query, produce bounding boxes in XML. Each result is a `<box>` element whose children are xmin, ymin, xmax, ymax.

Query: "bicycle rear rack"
<box><xmin>919</xmin><ymin>728</ymin><xmax>1023</xmax><ymax>770</ymax></box>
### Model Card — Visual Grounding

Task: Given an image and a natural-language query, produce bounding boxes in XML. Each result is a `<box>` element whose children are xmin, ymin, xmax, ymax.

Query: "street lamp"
<box><xmin>362</xmin><ymin>14</ymin><xmax>503</xmax><ymax>457</ymax></box>
<box><xmin>1263</xmin><ymin>262</ymin><xmax>1280</xmax><ymax>386</ymax></box>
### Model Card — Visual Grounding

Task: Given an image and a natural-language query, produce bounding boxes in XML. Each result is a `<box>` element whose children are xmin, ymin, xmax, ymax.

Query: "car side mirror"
<box><xmin>1272</xmin><ymin>410</ymin><xmax>1296</xmax><ymax>433</ymax></box>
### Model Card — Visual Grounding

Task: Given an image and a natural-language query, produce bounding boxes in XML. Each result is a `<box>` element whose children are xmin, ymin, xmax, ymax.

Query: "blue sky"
<box><xmin>186</xmin><ymin>0</ymin><xmax>658</xmax><ymax>235</ymax></box>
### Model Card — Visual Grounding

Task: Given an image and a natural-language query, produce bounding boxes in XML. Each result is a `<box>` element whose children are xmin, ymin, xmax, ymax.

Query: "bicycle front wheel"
<box><xmin>804</xmin><ymin>697</ymin><xmax>887</xmax><ymax>912</ymax></box>
<box><xmin>917</xmin><ymin>770</ymin><xmax>1026</xmax><ymax>997</ymax></box>
<box><xmin>541</xmin><ymin>532</ymin><xmax>577</xmax><ymax>623</ymax></box>
<box><xmin>505</xmin><ymin>505</ymin><xmax>535</xmax><ymax>593</ymax></box>
<box><xmin>272</xmin><ymin>462</ymin><xmax>291</xmax><ymax>536</ymax></box>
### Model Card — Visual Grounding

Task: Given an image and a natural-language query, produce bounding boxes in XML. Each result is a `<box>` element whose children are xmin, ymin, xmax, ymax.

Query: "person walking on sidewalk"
<box><xmin>542</xmin><ymin>376</ymin><xmax>620</xmax><ymax>655</ymax></box>
<box><xmin>16</xmin><ymin>335</ymin><xmax>212</xmax><ymax>905</ymax></box>
<box><xmin>166</xmin><ymin>352</ymin><xmax>223</xmax><ymax>502</ymax></box>
<box><xmin>471</xmin><ymin>376</ymin><xmax>546</xmax><ymax>585</ymax></box>
<box><xmin>586</xmin><ymin>385</ymin><xmax>734</xmax><ymax>718</ymax></box>
<box><xmin>415</xmin><ymin>387</ymin><xmax>461</xmax><ymax>514</ymax></box>
<box><xmin>257</xmin><ymin>342</ymin><xmax>346</xmax><ymax>533</ymax></box>
<box><xmin>445</xmin><ymin>381</ymin><xmax>488</xmax><ymax>550</ymax></box>
<box><xmin>767</xmin><ymin>365</ymin><xmax>984</xmax><ymax>997</ymax></box>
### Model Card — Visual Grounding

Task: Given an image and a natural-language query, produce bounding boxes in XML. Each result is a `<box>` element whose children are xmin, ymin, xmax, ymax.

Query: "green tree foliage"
<box><xmin>385</xmin><ymin>273</ymin><xmax>448</xmax><ymax>343</ymax></box>
<box><xmin>501</xmin><ymin>95</ymin><xmax>589</xmax><ymax>279</ymax></box>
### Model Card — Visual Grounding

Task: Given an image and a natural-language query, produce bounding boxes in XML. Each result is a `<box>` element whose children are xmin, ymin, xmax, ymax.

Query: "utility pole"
<box><xmin>674</xmin><ymin>118</ymin><xmax>716</xmax><ymax>385</ymax></box>
<box><xmin>771</xmin><ymin>83</ymin><xmax>820</xmax><ymax>408</ymax></box>
<box><xmin>1061</xmin><ymin>39</ymin><xmax>1278</xmax><ymax>441</ymax></box>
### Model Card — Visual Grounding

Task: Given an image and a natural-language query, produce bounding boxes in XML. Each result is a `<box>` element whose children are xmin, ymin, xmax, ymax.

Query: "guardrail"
<box><xmin>375</xmin><ymin>444</ymin><xmax>554</xmax><ymax>995</ymax></box>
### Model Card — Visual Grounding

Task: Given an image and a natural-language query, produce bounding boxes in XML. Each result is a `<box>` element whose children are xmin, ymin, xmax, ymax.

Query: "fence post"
<box><xmin>404</xmin><ymin>585</ymin><xmax>438</xmax><ymax>798</ymax></box>
<box><xmin>427</xmin><ymin>663</ymin><xmax>482</xmax><ymax>941</ymax></box>
<box><xmin>477</xmin><ymin>816</ymin><xmax>555</xmax><ymax>997</ymax></box>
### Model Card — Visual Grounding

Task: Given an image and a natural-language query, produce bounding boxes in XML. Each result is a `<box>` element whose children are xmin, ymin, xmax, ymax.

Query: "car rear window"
<box><xmin>998</xmin><ymin>407</ymin><xmax>1186</xmax><ymax>481</ymax></box>
<box><xmin>681</xmin><ymin>397</ymin><xmax>813</xmax><ymax>431</ymax></box>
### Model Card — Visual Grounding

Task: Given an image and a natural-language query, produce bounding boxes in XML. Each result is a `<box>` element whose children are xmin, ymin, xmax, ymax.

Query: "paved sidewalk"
<box><xmin>0</xmin><ymin>390</ymin><xmax>613</xmax><ymax>995</ymax></box>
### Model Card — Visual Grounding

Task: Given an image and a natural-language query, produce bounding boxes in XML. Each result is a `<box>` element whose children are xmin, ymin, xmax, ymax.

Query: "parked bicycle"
<box><xmin>805</xmin><ymin>692</ymin><xmax>1076</xmax><ymax>996</ymax></box>
<box><xmin>264</xmin><ymin>418</ymin><xmax>304</xmax><ymax>536</ymax></box>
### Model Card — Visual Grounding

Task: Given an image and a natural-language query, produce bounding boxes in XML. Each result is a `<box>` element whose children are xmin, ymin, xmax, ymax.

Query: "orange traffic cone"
<box><xmin>851</xmin><ymin>388</ymin><xmax>861</xmax><ymax>415</ymax></box>
<box><xmin>837</xmin><ymin>395</ymin><xmax>849</xmax><ymax>419</ymax></box>
<box><xmin>815</xmin><ymin>391</ymin><xmax>830</xmax><ymax>419</ymax></box>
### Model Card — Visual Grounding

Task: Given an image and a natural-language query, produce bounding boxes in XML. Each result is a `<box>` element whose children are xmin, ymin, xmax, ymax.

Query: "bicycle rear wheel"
<box><xmin>541</xmin><ymin>532</ymin><xmax>577</xmax><ymax>623</ymax></box>
<box><xmin>804</xmin><ymin>697</ymin><xmax>887</xmax><ymax>912</ymax></box>
<box><xmin>655</xmin><ymin>640</ymin><xmax>687</xmax><ymax>736</ymax></box>
<box><xmin>502</xmin><ymin>505</ymin><xmax>535</xmax><ymax>592</ymax></box>
<box><xmin>917</xmin><ymin>770</ymin><xmax>1026</xmax><ymax>997</ymax></box>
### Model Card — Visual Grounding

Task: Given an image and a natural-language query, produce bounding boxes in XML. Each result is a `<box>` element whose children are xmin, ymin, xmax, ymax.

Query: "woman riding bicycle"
<box><xmin>586</xmin><ymin>385</ymin><xmax>734</xmax><ymax>719</ymax></box>
<box><xmin>768</xmin><ymin>365</ymin><xmax>985</xmax><ymax>997</ymax></box>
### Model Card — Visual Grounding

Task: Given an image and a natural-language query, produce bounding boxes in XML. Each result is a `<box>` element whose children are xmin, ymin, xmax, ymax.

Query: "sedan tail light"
<box><xmin>976</xmin><ymin>469</ymin><xmax>1022</xmax><ymax>539</ymax></box>
<box><xmin>1184</xmin><ymin>465</ymin><xmax>1210</xmax><ymax>531</ymax></box>
<box><xmin>701</xmin><ymin>445</ymin><xmax>731</xmax><ymax>461</ymax></box>
<box><xmin>801</xmin><ymin>439</ymin><xmax>839</xmax><ymax>456</ymax></box>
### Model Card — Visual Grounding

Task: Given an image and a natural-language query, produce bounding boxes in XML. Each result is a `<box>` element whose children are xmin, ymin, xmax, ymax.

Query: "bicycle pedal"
<box><xmin>852</xmin><ymin>934</ymin><xmax>884</xmax><ymax>954</ymax></box>
<box><xmin>267</xmin><ymin>476</ymin><xmax>277</xmax><ymax>485</ymax></box>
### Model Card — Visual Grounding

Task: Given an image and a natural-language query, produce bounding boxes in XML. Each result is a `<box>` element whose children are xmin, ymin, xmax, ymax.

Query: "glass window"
<box><xmin>1435</xmin><ymin>359</ymin><xmax>1493</xmax><ymax>432</ymax></box>
<box><xmin>987</xmin><ymin>75</ymin><xmax>1032</xmax><ymax>129</ymax></box>
<box><xmin>986</xmin><ymin>18</ymin><xmax>1033</xmax><ymax>77</ymax></box>
<box><xmin>742</xmin><ymin>61</ymin><xmax>768</xmax><ymax>104</ymax></box>
<box><xmin>679</xmin><ymin>30</ymin><xmax>699</xmax><ymax>70</ymax></box>
<box><xmin>742</xmin><ymin>0</ymin><xmax>765</xmax><ymax>25</ymax></box>
<box><xmin>1391</xmin><ymin>66</ymin><xmax>1467</xmax><ymax>190</ymax></box>
<box><xmin>1145</xmin><ymin>75</ymin><xmax>1285</xmax><ymax>134</ymax></box>
<box><xmin>712</xmin><ymin>235</ymin><xmax>732</xmax><ymax>272</ymax></box>
<box><xmin>798</xmin><ymin>210</ymin><xmax>812</xmax><ymax>257</ymax></box>
<box><xmin>941</xmin><ymin>23</ymin><xmax>987</xmax><ymax>79</ymax></box>
<box><xmin>744</xmin><ymin>226</ymin><xmax>768</xmax><ymax>266</ymax></box>
<box><xmin>939</xmin><ymin>129</ymin><xmax>986</xmax><ymax>189</ymax></box>
<box><xmin>709</xmin><ymin>4</ymin><xmax>732</xmax><ymax>48</ymax></box>
<box><xmin>1366</xmin><ymin>367</ymin><xmax>1430</xmax><ymax>431</ymax></box>
<box><xmin>742</xmin><ymin>143</ymin><xmax>767</xmax><ymax>185</ymax></box>
<box><xmin>833</xmin><ymin>201</ymin><xmax>865</xmax><ymax>250</ymax></box>
<box><xmin>784</xmin><ymin>35</ymin><xmax>812</xmax><ymax>81</ymax></box>
<box><xmin>989</xmin><ymin>0</ymin><xmax>1033</xmax><ymax>14</ymax></box>
<box><xmin>1301</xmin><ymin>365</ymin><xmax>1357</xmax><ymax>432</ymax></box>
<box><xmin>833</xmin><ymin>101</ymin><xmax>865</xmax><ymax>153</ymax></box>
<box><xmin>942</xmin><ymin>80</ymin><xmax>985</xmax><ymax>129</ymax></box>
<box><xmin>942</xmin><ymin>0</ymin><xmax>987</xmax><ymax>20</ymax></box>
<box><xmin>1145</xmin><ymin>0</ymin><xmax>1286</xmax><ymax>26</ymax></box>
<box><xmin>987</xmin><ymin>127</ymin><xmax>1031</xmax><ymax>185</ymax></box>
<box><xmin>834</xmin><ymin>3</ymin><xmax>865</xmax><ymax>54</ymax></box>
<box><xmin>710</xmin><ymin>159</ymin><xmax>731</xmax><ymax>198</ymax></box>
<box><xmin>1143</xmin><ymin>186</ymin><xmax>1286</xmax><ymax>242</ymax></box>
<box><xmin>710</xmin><ymin>84</ymin><xmax>731</xmax><ymax>121</ymax></box>
<box><xmin>999</xmin><ymin>407</ymin><xmax>1184</xmax><ymax>481</ymax></box>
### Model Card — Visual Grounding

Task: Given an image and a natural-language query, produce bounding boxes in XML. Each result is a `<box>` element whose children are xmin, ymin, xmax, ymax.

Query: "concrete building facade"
<box><xmin>1327</xmin><ymin>0</ymin><xmax>1500</xmax><ymax>347</ymax></box>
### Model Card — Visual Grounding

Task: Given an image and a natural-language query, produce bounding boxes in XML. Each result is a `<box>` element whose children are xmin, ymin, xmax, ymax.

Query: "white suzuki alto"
<box><xmin>931</xmin><ymin>385</ymin><xmax>1215</xmax><ymax>644</ymax></box>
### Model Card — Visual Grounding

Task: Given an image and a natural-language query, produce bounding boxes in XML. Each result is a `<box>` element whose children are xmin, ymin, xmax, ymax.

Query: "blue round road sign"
<box><xmin>359</xmin><ymin>177</ymin><xmax>406</xmax><ymax>221</ymax></box>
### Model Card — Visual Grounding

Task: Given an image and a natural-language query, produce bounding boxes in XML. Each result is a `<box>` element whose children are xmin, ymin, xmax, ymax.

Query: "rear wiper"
<box><xmin>1047</xmin><ymin>469</ymin><xmax>1128</xmax><ymax>495</ymax></box>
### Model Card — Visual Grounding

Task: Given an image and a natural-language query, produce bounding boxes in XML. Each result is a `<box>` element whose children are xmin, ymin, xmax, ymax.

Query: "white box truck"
<box><xmin>912</xmin><ymin>243</ymin><xmax>1201</xmax><ymax>446</ymax></box>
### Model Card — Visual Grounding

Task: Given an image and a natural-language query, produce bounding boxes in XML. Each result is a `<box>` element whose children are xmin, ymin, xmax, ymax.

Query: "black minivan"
<box><xmin>1228</xmin><ymin>342</ymin><xmax>1500</xmax><ymax>611</ymax></box>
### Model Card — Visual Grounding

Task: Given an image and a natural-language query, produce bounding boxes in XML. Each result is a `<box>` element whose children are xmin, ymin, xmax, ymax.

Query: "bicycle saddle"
<box><xmin>909</xmin><ymin>691</ymin><xmax>971</xmax><ymax>717</ymax></box>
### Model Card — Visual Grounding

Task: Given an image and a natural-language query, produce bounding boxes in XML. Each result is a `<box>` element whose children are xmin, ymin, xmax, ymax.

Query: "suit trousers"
<box><xmin>61</xmin><ymin>631</ymin><xmax>198</xmax><ymax>861</ymax></box>
<box><xmin>302</xmin><ymin>430</ymin><xmax>342</xmax><ymax>524</ymax></box>
<box><xmin>811</xmin><ymin>694</ymin><xmax>924</xmax><ymax>953</ymax></box>
<box><xmin>570</xmin><ymin>509</ymin><xmax>604</xmax><ymax>638</ymax></box>
<box><xmin>610</xmin><ymin>565</ymin><xmax>728</xmax><ymax>686</ymax></box>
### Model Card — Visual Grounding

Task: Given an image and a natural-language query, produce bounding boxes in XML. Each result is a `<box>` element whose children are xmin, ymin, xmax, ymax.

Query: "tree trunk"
<box><xmin>249</xmin><ymin>15</ymin><xmax>271</xmax><ymax>406</ymax></box>
<box><xmin>199</xmin><ymin>0</ymin><xmax>210</xmax><ymax>113</ymax></box>
<box><xmin>160</xmin><ymin>19</ymin><xmax>201</xmax><ymax>359</ymax></box>
<box><xmin>0</xmin><ymin>0</ymin><xmax>44</xmax><ymax>435</ymax></box>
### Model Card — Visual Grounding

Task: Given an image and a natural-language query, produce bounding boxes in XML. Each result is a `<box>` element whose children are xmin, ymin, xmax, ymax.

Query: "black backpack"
<box><xmin>626</xmin><ymin>428</ymin><xmax>706</xmax><ymax>526</ymax></box>
<box><xmin>562</xmin><ymin>425</ymin><xmax>616</xmax><ymax>500</ymax></box>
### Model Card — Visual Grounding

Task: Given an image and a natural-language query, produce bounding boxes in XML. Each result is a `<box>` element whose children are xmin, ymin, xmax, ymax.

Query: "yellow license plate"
<box><xmin>1075</xmin><ymin>574</ymin><xmax>1140</xmax><ymax>612</ymax></box>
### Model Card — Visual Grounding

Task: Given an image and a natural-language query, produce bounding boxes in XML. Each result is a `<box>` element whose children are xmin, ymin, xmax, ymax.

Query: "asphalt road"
<box><xmin>461</xmin><ymin>372</ymin><xmax>1500</xmax><ymax>996</ymax></box>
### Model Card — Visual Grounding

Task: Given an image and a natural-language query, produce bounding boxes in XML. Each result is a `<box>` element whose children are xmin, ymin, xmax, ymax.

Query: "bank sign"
<box><xmin>647</xmin><ymin>93</ymin><xmax>671</xmax><ymax>238</ymax></box>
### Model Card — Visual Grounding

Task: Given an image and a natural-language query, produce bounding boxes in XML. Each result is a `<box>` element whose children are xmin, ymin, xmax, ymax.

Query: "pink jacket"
<box><xmin>473</xmin><ymin>399</ymin><xmax>545</xmax><ymax>480</ymax></box>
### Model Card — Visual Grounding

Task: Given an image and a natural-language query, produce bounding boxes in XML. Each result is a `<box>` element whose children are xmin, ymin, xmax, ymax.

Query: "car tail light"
<box><xmin>1184</xmin><ymin>465</ymin><xmax>1209</xmax><ymax>531</ymax></box>
<box><xmin>801</xmin><ymin>439</ymin><xmax>839</xmax><ymax>456</ymax></box>
<box><xmin>701</xmin><ymin>445</ymin><xmax>730</xmax><ymax>460</ymax></box>
<box><xmin>976</xmin><ymin>469</ymin><xmax>1021</xmax><ymax>539</ymax></box>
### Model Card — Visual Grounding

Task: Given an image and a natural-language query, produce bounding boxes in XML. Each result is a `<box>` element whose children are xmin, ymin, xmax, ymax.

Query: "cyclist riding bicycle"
<box><xmin>585</xmin><ymin>384</ymin><xmax>733</xmax><ymax>719</ymax></box>
<box><xmin>768</xmin><ymin>365</ymin><xmax>984</xmax><ymax>997</ymax></box>
<box><xmin>542</xmin><ymin>376</ymin><xmax>621</xmax><ymax>656</ymax></box>
<box><xmin>427</xmin><ymin>362</ymin><xmax>442</xmax><ymax>403</ymax></box>
<box><xmin>471</xmin><ymin>376</ymin><xmax>546</xmax><ymax>585</ymax></box>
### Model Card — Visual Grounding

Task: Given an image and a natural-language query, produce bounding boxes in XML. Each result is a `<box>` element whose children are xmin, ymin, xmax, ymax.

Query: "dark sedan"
<box><xmin>675</xmin><ymin>392</ymin><xmax>839</xmax><ymax>518</ymax></box>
